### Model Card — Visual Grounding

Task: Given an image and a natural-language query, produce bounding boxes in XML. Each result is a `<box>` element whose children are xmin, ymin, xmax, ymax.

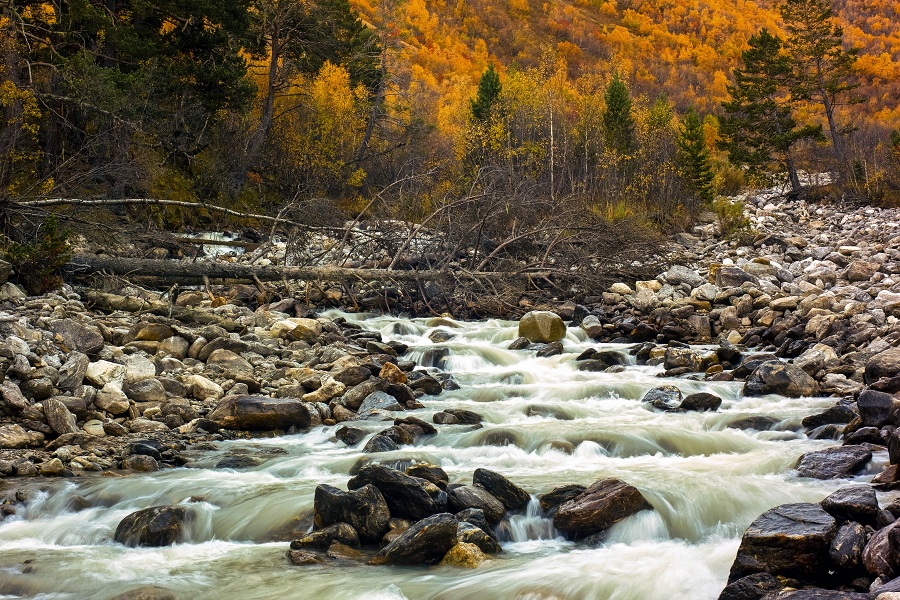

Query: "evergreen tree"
<box><xmin>677</xmin><ymin>108</ymin><xmax>715</xmax><ymax>203</ymax></box>
<box><xmin>470</xmin><ymin>65</ymin><xmax>502</xmax><ymax>122</ymax></box>
<box><xmin>602</xmin><ymin>72</ymin><xmax>635</xmax><ymax>155</ymax></box>
<box><xmin>720</xmin><ymin>29</ymin><xmax>821</xmax><ymax>194</ymax></box>
<box><xmin>780</xmin><ymin>0</ymin><xmax>860</xmax><ymax>163</ymax></box>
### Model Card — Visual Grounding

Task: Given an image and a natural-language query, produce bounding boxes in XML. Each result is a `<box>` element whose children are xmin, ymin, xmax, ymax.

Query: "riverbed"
<box><xmin>0</xmin><ymin>312</ymin><xmax>881</xmax><ymax>599</ymax></box>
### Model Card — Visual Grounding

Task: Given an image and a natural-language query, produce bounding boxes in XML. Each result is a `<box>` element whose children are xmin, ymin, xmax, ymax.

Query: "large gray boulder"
<box><xmin>866</xmin><ymin>347</ymin><xmax>900</xmax><ymax>384</ymax></box>
<box><xmin>743</xmin><ymin>361</ymin><xmax>819</xmax><ymax>397</ymax></box>
<box><xmin>518</xmin><ymin>311</ymin><xmax>566</xmax><ymax>343</ymax></box>
<box><xmin>207</xmin><ymin>395</ymin><xmax>311</xmax><ymax>431</ymax></box>
<box><xmin>51</xmin><ymin>319</ymin><xmax>105</xmax><ymax>354</ymax></box>
<box><xmin>796</xmin><ymin>446</ymin><xmax>872</xmax><ymax>479</ymax></box>
<box><xmin>727</xmin><ymin>503</ymin><xmax>836</xmax><ymax>583</ymax></box>
<box><xmin>552</xmin><ymin>479</ymin><xmax>652</xmax><ymax>537</ymax></box>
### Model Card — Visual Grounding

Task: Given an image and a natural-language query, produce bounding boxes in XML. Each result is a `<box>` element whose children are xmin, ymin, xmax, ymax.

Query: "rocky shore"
<box><xmin>1</xmin><ymin>189</ymin><xmax>900</xmax><ymax>598</ymax></box>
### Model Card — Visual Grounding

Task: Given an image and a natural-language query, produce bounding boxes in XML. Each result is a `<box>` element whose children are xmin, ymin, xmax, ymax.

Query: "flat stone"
<box><xmin>796</xmin><ymin>446</ymin><xmax>872</xmax><ymax>479</ymax></box>
<box><xmin>207</xmin><ymin>395</ymin><xmax>311</xmax><ymax>431</ymax></box>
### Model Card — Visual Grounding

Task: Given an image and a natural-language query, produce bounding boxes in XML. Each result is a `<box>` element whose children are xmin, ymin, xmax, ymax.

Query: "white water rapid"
<box><xmin>0</xmin><ymin>313</ymin><xmax>884</xmax><ymax>600</ymax></box>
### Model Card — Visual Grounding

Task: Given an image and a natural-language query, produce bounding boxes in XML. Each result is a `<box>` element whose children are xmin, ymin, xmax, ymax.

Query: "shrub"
<box><xmin>2</xmin><ymin>215</ymin><xmax>72</xmax><ymax>295</ymax></box>
<box><xmin>712</xmin><ymin>197</ymin><xmax>751</xmax><ymax>237</ymax></box>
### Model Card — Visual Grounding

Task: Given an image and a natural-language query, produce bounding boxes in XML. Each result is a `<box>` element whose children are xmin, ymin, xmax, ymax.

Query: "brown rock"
<box><xmin>553</xmin><ymin>479</ymin><xmax>652</xmax><ymax>537</ymax></box>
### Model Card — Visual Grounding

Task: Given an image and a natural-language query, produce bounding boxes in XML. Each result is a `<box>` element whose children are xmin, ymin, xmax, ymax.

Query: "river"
<box><xmin>0</xmin><ymin>312</ymin><xmax>882</xmax><ymax>599</ymax></box>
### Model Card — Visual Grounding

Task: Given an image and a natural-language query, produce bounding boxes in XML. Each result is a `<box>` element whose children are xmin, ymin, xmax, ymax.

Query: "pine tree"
<box><xmin>470</xmin><ymin>65</ymin><xmax>502</xmax><ymax>122</ymax></box>
<box><xmin>602</xmin><ymin>72</ymin><xmax>635</xmax><ymax>155</ymax></box>
<box><xmin>780</xmin><ymin>0</ymin><xmax>860</xmax><ymax>164</ymax></box>
<box><xmin>720</xmin><ymin>29</ymin><xmax>821</xmax><ymax>195</ymax></box>
<box><xmin>677</xmin><ymin>108</ymin><xmax>715</xmax><ymax>203</ymax></box>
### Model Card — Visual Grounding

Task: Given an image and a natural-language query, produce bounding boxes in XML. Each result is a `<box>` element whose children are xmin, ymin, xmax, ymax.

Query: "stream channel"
<box><xmin>0</xmin><ymin>312</ymin><xmax>885</xmax><ymax>599</ymax></box>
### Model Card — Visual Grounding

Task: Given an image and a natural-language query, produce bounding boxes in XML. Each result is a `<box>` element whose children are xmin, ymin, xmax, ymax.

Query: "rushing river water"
<box><xmin>0</xmin><ymin>313</ymin><xmax>886</xmax><ymax>600</ymax></box>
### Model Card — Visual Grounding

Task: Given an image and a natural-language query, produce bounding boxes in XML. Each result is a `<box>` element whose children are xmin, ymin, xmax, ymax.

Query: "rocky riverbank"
<box><xmin>1</xmin><ymin>188</ymin><xmax>900</xmax><ymax>598</ymax></box>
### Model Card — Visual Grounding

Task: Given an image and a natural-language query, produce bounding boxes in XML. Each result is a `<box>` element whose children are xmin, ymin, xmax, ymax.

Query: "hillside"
<box><xmin>350</xmin><ymin>0</ymin><xmax>900</xmax><ymax>127</ymax></box>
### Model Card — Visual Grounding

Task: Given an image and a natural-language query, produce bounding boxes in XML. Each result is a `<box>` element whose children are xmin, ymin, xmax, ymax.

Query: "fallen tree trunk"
<box><xmin>63</xmin><ymin>255</ymin><xmax>557</xmax><ymax>286</ymax></box>
<box><xmin>80</xmin><ymin>290</ymin><xmax>243</xmax><ymax>332</ymax></box>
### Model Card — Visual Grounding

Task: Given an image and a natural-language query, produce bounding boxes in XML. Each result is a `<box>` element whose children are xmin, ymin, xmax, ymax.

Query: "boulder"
<box><xmin>518</xmin><ymin>311</ymin><xmax>566</xmax><ymax>343</ymax></box>
<box><xmin>85</xmin><ymin>360</ymin><xmax>126</xmax><ymax>388</ymax></box>
<box><xmin>552</xmin><ymin>479</ymin><xmax>652</xmax><ymax>537</ymax></box>
<box><xmin>0</xmin><ymin>424</ymin><xmax>44</xmax><ymax>448</ymax></box>
<box><xmin>539</xmin><ymin>484</ymin><xmax>587</xmax><ymax>513</ymax></box>
<box><xmin>290</xmin><ymin>522</ymin><xmax>360</xmax><ymax>550</ymax></box>
<box><xmin>207</xmin><ymin>395</ymin><xmax>312</xmax><ymax>431</ymax></box>
<box><xmin>439</xmin><ymin>542</ymin><xmax>486</xmax><ymax>568</ymax></box>
<box><xmin>457</xmin><ymin>522</ymin><xmax>501</xmax><ymax>553</ymax></box>
<box><xmin>716</xmin><ymin>572</ymin><xmax>780</xmax><ymax>600</ymax></box>
<box><xmin>42</xmin><ymin>398</ymin><xmax>78</xmax><ymax>435</ymax></box>
<box><xmin>0</xmin><ymin>380</ymin><xmax>29</xmax><ymax>411</ymax></box>
<box><xmin>95</xmin><ymin>384</ymin><xmax>131</xmax><ymax>415</ymax></box>
<box><xmin>57</xmin><ymin>352</ymin><xmax>90</xmax><ymax>390</ymax></box>
<box><xmin>664</xmin><ymin>265</ymin><xmax>706</xmax><ymax>289</ymax></box>
<box><xmin>186</xmin><ymin>375</ymin><xmax>224</xmax><ymax>402</ymax></box>
<box><xmin>664</xmin><ymin>347</ymin><xmax>704</xmax><ymax>372</ymax></box>
<box><xmin>51</xmin><ymin>319</ymin><xmax>105</xmax><ymax>354</ymax></box>
<box><xmin>821</xmin><ymin>485</ymin><xmax>880</xmax><ymax>526</ymax></box>
<box><xmin>829</xmin><ymin>521</ymin><xmax>867</xmax><ymax>570</ymax></box>
<box><xmin>348</xmin><ymin>463</ymin><xmax>448</xmax><ymax>521</ymax></box>
<box><xmin>114</xmin><ymin>506</ymin><xmax>187</xmax><ymax>547</ymax></box>
<box><xmin>473</xmin><ymin>468</ymin><xmax>530</xmax><ymax>511</ymax></box>
<box><xmin>866</xmin><ymin>348</ymin><xmax>900</xmax><ymax>385</ymax></box>
<box><xmin>862</xmin><ymin>520</ymin><xmax>900</xmax><ymax>578</ymax></box>
<box><xmin>744</xmin><ymin>361</ymin><xmax>819</xmax><ymax>397</ymax></box>
<box><xmin>373</xmin><ymin>513</ymin><xmax>459</xmax><ymax>566</ymax></box>
<box><xmin>448</xmin><ymin>486</ymin><xmax>505</xmax><ymax>525</ymax></box>
<box><xmin>641</xmin><ymin>386</ymin><xmax>683</xmax><ymax>411</ymax></box>
<box><xmin>857</xmin><ymin>389</ymin><xmax>899</xmax><ymax>428</ymax></box>
<box><xmin>796</xmin><ymin>446</ymin><xmax>872</xmax><ymax>479</ymax></box>
<box><xmin>358</xmin><ymin>391</ymin><xmax>404</xmax><ymax>413</ymax></box>
<box><xmin>727</xmin><ymin>503</ymin><xmax>837</xmax><ymax>583</ymax></box>
<box><xmin>680</xmin><ymin>392</ymin><xmax>722</xmax><ymax>412</ymax></box>
<box><xmin>716</xmin><ymin>266</ymin><xmax>759</xmax><ymax>288</ymax></box>
<box><xmin>313</xmin><ymin>484</ymin><xmax>390</xmax><ymax>545</ymax></box>
<box><xmin>125</xmin><ymin>379</ymin><xmax>167</xmax><ymax>403</ymax></box>
<box><xmin>845</xmin><ymin>260</ymin><xmax>879</xmax><ymax>282</ymax></box>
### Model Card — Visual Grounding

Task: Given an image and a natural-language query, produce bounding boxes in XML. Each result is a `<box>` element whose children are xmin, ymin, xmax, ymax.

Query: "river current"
<box><xmin>0</xmin><ymin>313</ymin><xmax>883</xmax><ymax>599</ymax></box>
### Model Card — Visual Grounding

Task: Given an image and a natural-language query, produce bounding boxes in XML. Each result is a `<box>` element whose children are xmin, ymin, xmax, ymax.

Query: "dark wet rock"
<box><xmin>287</xmin><ymin>549</ymin><xmax>325</xmax><ymax>566</ymax></box>
<box><xmin>843</xmin><ymin>426</ymin><xmax>883</xmax><ymax>447</ymax></box>
<box><xmin>856</xmin><ymin>389</ymin><xmax>899</xmax><ymax>428</ymax></box>
<box><xmin>373</xmin><ymin>513</ymin><xmax>459</xmax><ymax>565</ymax></box>
<box><xmin>535</xmin><ymin>342</ymin><xmax>564</xmax><ymax>357</ymax></box>
<box><xmin>207</xmin><ymin>395</ymin><xmax>311</xmax><ymax>431</ymax></box>
<box><xmin>406</xmin><ymin>464</ymin><xmax>448</xmax><ymax>490</ymax></box>
<box><xmin>348</xmin><ymin>463</ymin><xmax>448</xmax><ymax>521</ymax></box>
<box><xmin>727</xmin><ymin>416</ymin><xmax>779</xmax><ymax>431</ymax></box>
<box><xmin>508</xmin><ymin>337</ymin><xmax>531</xmax><ymax>350</ymax></box>
<box><xmin>727</xmin><ymin>503</ymin><xmax>837</xmax><ymax>583</ymax></box>
<box><xmin>680</xmin><ymin>392</ymin><xmax>722</xmax><ymax>412</ymax></box>
<box><xmin>796</xmin><ymin>446</ymin><xmax>872</xmax><ymax>479</ymax></box>
<box><xmin>51</xmin><ymin>319</ymin><xmax>105</xmax><ymax>354</ymax></box>
<box><xmin>335</xmin><ymin>426</ymin><xmax>367</xmax><ymax>447</ymax></box>
<box><xmin>862</xmin><ymin>520</ymin><xmax>900</xmax><ymax>578</ymax></box>
<box><xmin>406</xmin><ymin>372</ymin><xmax>443</xmax><ymax>396</ymax></box>
<box><xmin>821</xmin><ymin>485</ymin><xmax>880</xmax><ymax>526</ymax></box>
<box><xmin>381</xmin><ymin>518</ymin><xmax>412</xmax><ymax>546</ymax></box>
<box><xmin>448</xmin><ymin>485</ymin><xmax>505</xmax><ymax>524</ymax></box>
<box><xmin>114</xmin><ymin>506</ymin><xmax>187</xmax><ymax>547</ymax></box>
<box><xmin>802</xmin><ymin>404</ymin><xmax>857</xmax><ymax>429</ymax></box>
<box><xmin>773</xmin><ymin>591</ymin><xmax>874</xmax><ymax>599</ymax></box>
<box><xmin>641</xmin><ymin>386</ymin><xmax>683</xmax><ymax>411</ymax></box>
<box><xmin>716</xmin><ymin>572</ymin><xmax>780</xmax><ymax>600</ymax></box>
<box><xmin>291</xmin><ymin>522</ymin><xmax>360</xmax><ymax>550</ymax></box>
<box><xmin>215</xmin><ymin>455</ymin><xmax>263</xmax><ymax>469</ymax></box>
<box><xmin>394</xmin><ymin>416</ymin><xmax>437</xmax><ymax>437</ymax></box>
<box><xmin>443</xmin><ymin>409</ymin><xmax>483</xmax><ymax>425</ymax></box>
<box><xmin>473</xmin><ymin>468</ymin><xmax>530</xmax><ymax>511</ymax></box>
<box><xmin>744</xmin><ymin>361</ymin><xmax>819</xmax><ymax>398</ymax></box>
<box><xmin>313</xmin><ymin>483</ymin><xmax>390</xmax><ymax>545</ymax></box>
<box><xmin>830</xmin><ymin>521</ymin><xmax>867</xmax><ymax>570</ymax></box>
<box><xmin>457</xmin><ymin>521</ymin><xmax>502</xmax><ymax>553</ymax></box>
<box><xmin>362</xmin><ymin>433</ymin><xmax>400</xmax><ymax>453</ymax></box>
<box><xmin>455</xmin><ymin>508</ymin><xmax>496</xmax><ymax>539</ymax></box>
<box><xmin>433</xmin><ymin>411</ymin><xmax>462</xmax><ymax>425</ymax></box>
<box><xmin>732</xmin><ymin>354</ymin><xmax>780</xmax><ymax>379</ymax></box>
<box><xmin>539</xmin><ymin>484</ymin><xmax>587</xmax><ymax>513</ymax></box>
<box><xmin>865</xmin><ymin>348</ymin><xmax>900</xmax><ymax>385</ymax></box>
<box><xmin>552</xmin><ymin>479</ymin><xmax>652</xmax><ymax>537</ymax></box>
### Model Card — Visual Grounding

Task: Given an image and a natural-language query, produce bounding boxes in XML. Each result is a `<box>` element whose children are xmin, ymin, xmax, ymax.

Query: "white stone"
<box><xmin>95</xmin><ymin>383</ymin><xmax>131</xmax><ymax>415</ymax></box>
<box><xmin>187</xmin><ymin>374</ymin><xmax>224</xmax><ymax>401</ymax></box>
<box><xmin>125</xmin><ymin>354</ymin><xmax>157</xmax><ymax>385</ymax></box>
<box><xmin>85</xmin><ymin>360</ymin><xmax>126</xmax><ymax>388</ymax></box>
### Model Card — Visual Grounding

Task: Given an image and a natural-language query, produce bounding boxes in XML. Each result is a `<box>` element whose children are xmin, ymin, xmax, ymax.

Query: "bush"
<box><xmin>2</xmin><ymin>215</ymin><xmax>72</xmax><ymax>295</ymax></box>
<box><xmin>712</xmin><ymin>197</ymin><xmax>751</xmax><ymax>238</ymax></box>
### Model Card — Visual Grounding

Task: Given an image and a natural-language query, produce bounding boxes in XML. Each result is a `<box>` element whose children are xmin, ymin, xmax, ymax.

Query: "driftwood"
<box><xmin>80</xmin><ymin>289</ymin><xmax>243</xmax><ymax>332</ymax></box>
<box><xmin>63</xmin><ymin>255</ymin><xmax>556</xmax><ymax>287</ymax></box>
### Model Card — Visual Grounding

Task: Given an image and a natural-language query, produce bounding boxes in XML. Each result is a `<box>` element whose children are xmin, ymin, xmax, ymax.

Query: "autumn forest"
<box><xmin>1</xmin><ymin>0</ymin><xmax>899</xmax><ymax>245</ymax></box>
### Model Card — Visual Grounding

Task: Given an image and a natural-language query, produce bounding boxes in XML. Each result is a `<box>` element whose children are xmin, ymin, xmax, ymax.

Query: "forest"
<box><xmin>1</xmin><ymin>0</ymin><xmax>899</xmax><ymax>278</ymax></box>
